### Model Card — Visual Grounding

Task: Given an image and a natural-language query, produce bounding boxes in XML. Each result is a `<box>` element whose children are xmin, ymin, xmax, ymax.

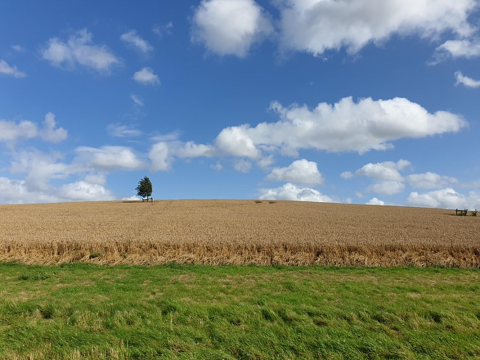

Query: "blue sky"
<box><xmin>1</xmin><ymin>0</ymin><xmax>480</xmax><ymax>208</ymax></box>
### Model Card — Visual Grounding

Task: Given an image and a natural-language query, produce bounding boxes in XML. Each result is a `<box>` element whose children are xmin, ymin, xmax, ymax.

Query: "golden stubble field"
<box><xmin>0</xmin><ymin>200</ymin><xmax>479</xmax><ymax>267</ymax></box>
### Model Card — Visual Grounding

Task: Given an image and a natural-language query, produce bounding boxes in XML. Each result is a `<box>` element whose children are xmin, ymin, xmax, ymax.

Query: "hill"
<box><xmin>0</xmin><ymin>200</ymin><xmax>479</xmax><ymax>267</ymax></box>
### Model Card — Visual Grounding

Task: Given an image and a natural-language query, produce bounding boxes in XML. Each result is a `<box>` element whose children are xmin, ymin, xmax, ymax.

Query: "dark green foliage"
<box><xmin>135</xmin><ymin>176</ymin><xmax>153</xmax><ymax>201</ymax></box>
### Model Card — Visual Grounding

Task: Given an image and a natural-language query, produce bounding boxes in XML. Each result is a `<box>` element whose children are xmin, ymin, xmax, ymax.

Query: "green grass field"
<box><xmin>0</xmin><ymin>263</ymin><xmax>479</xmax><ymax>359</ymax></box>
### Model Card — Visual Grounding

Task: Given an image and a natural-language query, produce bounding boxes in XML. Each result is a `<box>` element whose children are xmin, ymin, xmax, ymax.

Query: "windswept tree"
<box><xmin>136</xmin><ymin>176</ymin><xmax>153</xmax><ymax>201</ymax></box>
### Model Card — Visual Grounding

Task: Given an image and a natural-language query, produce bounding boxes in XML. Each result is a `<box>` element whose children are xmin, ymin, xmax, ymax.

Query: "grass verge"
<box><xmin>0</xmin><ymin>263</ymin><xmax>479</xmax><ymax>359</ymax></box>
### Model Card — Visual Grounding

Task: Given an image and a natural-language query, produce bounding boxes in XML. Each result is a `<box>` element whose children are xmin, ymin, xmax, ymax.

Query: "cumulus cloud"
<box><xmin>367</xmin><ymin>198</ymin><xmax>385</xmax><ymax>206</ymax></box>
<box><xmin>40</xmin><ymin>112</ymin><xmax>68</xmax><ymax>143</ymax></box>
<box><xmin>234</xmin><ymin>159</ymin><xmax>252</xmax><ymax>173</ymax></box>
<box><xmin>0</xmin><ymin>119</ymin><xmax>37</xmax><ymax>143</ymax></box>
<box><xmin>149</xmin><ymin>142</ymin><xmax>174</xmax><ymax>171</ymax></box>
<box><xmin>407</xmin><ymin>188</ymin><xmax>480</xmax><ymax>209</ymax></box>
<box><xmin>455</xmin><ymin>71</ymin><xmax>480</xmax><ymax>88</ymax></box>
<box><xmin>276</xmin><ymin>0</ymin><xmax>476</xmax><ymax>56</ymax></box>
<box><xmin>259</xmin><ymin>183</ymin><xmax>333</xmax><ymax>202</ymax></box>
<box><xmin>148</xmin><ymin>140</ymin><xmax>216</xmax><ymax>171</ymax></box>
<box><xmin>58</xmin><ymin>181</ymin><xmax>115</xmax><ymax>202</ymax></box>
<box><xmin>2</xmin><ymin>149</ymin><xmax>116</xmax><ymax>204</ymax></box>
<box><xmin>174</xmin><ymin>141</ymin><xmax>216</xmax><ymax>158</ymax></box>
<box><xmin>41</xmin><ymin>29</ymin><xmax>120</xmax><ymax>73</ymax></box>
<box><xmin>434</xmin><ymin>39</ymin><xmax>480</xmax><ymax>62</ymax></box>
<box><xmin>10</xmin><ymin>150</ymin><xmax>73</xmax><ymax>192</ymax></box>
<box><xmin>84</xmin><ymin>173</ymin><xmax>107</xmax><ymax>186</ymax></box>
<box><xmin>353</xmin><ymin>160</ymin><xmax>410</xmax><ymax>182</ymax></box>
<box><xmin>215</xmin><ymin>97</ymin><xmax>465</xmax><ymax>158</ymax></box>
<box><xmin>0</xmin><ymin>113</ymin><xmax>67</xmax><ymax>144</ymax></box>
<box><xmin>0</xmin><ymin>59</ymin><xmax>27</xmax><ymax>78</ymax></box>
<box><xmin>266</xmin><ymin>159</ymin><xmax>324</xmax><ymax>185</ymax></box>
<box><xmin>133</xmin><ymin>67</ymin><xmax>160</xmax><ymax>85</ymax></box>
<box><xmin>369</xmin><ymin>181</ymin><xmax>405</xmax><ymax>196</ymax></box>
<box><xmin>107</xmin><ymin>123</ymin><xmax>142</xmax><ymax>138</ymax></box>
<box><xmin>120</xmin><ymin>30</ymin><xmax>153</xmax><ymax>53</ymax></box>
<box><xmin>76</xmin><ymin>146</ymin><xmax>146</xmax><ymax>171</ymax></box>
<box><xmin>343</xmin><ymin>160</ymin><xmax>410</xmax><ymax>196</ymax></box>
<box><xmin>215</xmin><ymin>125</ymin><xmax>262</xmax><ymax>158</ymax></box>
<box><xmin>0</xmin><ymin>177</ymin><xmax>114</xmax><ymax>204</ymax></box>
<box><xmin>406</xmin><ymin>172</ymin><xmax>458</xmax><ymax>189</ymax></box>
<box><xmin>191</xmin><ymin>0</ymin><xmax>273</xmax><ymax>57</ymax></box>
<box><xmin>0</xmin><ymin>177</ymin><xmax>60</xmax><ymax>204</ymax></box>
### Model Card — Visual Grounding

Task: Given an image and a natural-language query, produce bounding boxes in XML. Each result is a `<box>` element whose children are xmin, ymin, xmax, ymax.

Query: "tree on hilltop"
<box><xmin>136</xmin><ymin>176</ymin><xmax>153</xmax><ymax>201</ymax></box>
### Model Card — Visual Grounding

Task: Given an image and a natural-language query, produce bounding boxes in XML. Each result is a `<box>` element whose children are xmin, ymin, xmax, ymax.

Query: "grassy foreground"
<box><xmin>0</xmin><ymin>264</ymin><xmax>479</xmax><ymax>359</ymax></box>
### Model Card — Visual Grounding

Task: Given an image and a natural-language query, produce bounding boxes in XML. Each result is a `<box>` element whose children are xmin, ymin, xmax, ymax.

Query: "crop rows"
<box><xmin>1</xmin><ymin>200</ymin><xmax>479</xmax><ymax>267</ymax></box>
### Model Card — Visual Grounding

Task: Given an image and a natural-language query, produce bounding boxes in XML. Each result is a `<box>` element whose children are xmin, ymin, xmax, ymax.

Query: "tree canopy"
<box><xmin>136</xmin><ymin>176</ymin><xmax>153</xmax><ymax>201</ymax></box>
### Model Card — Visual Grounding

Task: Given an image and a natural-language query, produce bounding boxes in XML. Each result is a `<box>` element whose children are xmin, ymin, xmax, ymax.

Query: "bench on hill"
<box><xmin>455</xmin><ymin>209</ymin><xmax>468</xmax><ymax>216</ymax></box>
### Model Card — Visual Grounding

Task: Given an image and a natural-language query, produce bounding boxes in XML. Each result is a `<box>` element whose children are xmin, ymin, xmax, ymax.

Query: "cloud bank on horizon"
<box><xmin>1</xmin><ymin>0</ymin><xmax>480</xmax><ymax>209</ymax></box>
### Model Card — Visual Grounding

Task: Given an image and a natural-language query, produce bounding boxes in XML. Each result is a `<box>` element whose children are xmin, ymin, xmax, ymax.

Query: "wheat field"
<box><xmin>0</xmin><ymin>200</ymin><xmax>479</xmax><ymax>267</ymax></box>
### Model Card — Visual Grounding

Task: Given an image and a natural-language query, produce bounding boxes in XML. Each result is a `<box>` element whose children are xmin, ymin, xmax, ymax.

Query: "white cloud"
<box><xmin>41</xmin><ymin>29</ymin><xmax>119</xmax><ymax>73</ymax></box>
<box><xmin>0</xmin><ymin>113</ymin><xmax>67</xmax><ymax>144</ymax></box>
<box><xmin>58</xmin><ymin>181</ymin><xmax>115</xmax><ymax>202</ymax></box>
<box><xmin>340</xmin><ymin>171</ymin><xmax>353</xmax><ymax>179</ymax></box>
<box><xmin>214</xmin><ymin>97</ymin><xmax>466</xmax><ymax>157</ymax></box>
<box><xmin>455</xmin><ymin>71</ymin><xmax>480</xmax><ymax>88</ymax></box>
<box><xmin>344</xmin><ymin>160</ymin><xmax>469</xmax><ymax>197</ymax></box>
<box><xmin>259</xmin><ymin>183</ymin><xmax>333</xmax><ymax>202</ymax></box>
<box><xmin>276</xmin><ymin>0</ymin><xmax>476</xmax><ymax>56</ymax></box>
<box><xmin>120</xmin><ymin>30</ymin><xmax>153</xmax><ymax>53</ymax></box>
<box><xmin>3</xmin><ymin>148</ymin><xmax>119</xmax><ymax>204</ymax></box>
<box><xmin>40</xmin><ymin>112</ymin><xmax>68</xmax><ymax>143</ymax></box>
<box><xmin>130</xmin><ymin>94</ymin><xmax>144</xmax><ymax>106</ymax></box>
<box><xmin>76</xmin><ymin>146</ymin><xmax>146</xmax><ymax>171</ymax></box>
<box><xmin>192</xmin><ymin>0</ymin><xmax>273</xmax><ymax>57</ymax></box>
<box><xmin>149</xmin><ymin>142</ymin><xmax>174</xmax><ymax>171</ymax></box>
<box><xmin>0</xmin><ymin>177</ymin><xmax>60</xmax><ymax>204</ymax></box>
<box><xmin>354</xmin><ymin>160</ymin><xmax>410</xmax><ymax>182</ymax></box>
<box><xmin>133</xmin><ymin>67</ymin><xmax>160</xmax><ymax>85</ymax></box>
<box><xmin>369</xmin><ymin>181</ymin><xmax>405</xmax><ymax>196</ymax></box>
<box><xmin>0</xmin><ymin>119</ymin><xmax>37</xmax><ymax>143</ymax></box>
<box><xmin>406</xmin><ymin>172</ymin><xmax>458</xmax><ymax>189</ymax></box>
<box><xmin>234</xmin><ymin>159</ymin><xmax>252</xmax><ymax>173</ymax></box>
<box><xmin>266</xmin><ymin>159</ymin><xmax>324</xmax><ymax>185</ymax></box>
<box><xmin>407</xmin><ymin>188</ymin><xmax>480</xmax><ymax>209</ymax></box>
<box><xmin>153</xmin><ymin>22</ymin><xmax>173</xmax><ymax>37</ymax></box>
<box><xmin>150</xmin><ymin>132</ymin><xmax>181</xmax><ymax>142</ymax></box>
<box><xmin>123</xmin><ymin>195</ymin><xmax>142</xmax><ymax>201</ymax></box>
<box><xmin>84</xmin><ymin>173</ymin><xmax>107</xmax><ymax>186</ymax></box>
<box><xmin>215</xmin><ymin>125</ymin><xmax>261</xmax><ymax>158</ymax></box>
<box><xmin>344</xmin><ymin>160</ymin><xmax>410</xmax><ymax>196</ymax></box>
<box><xmin>0</xmin><ymin>177</ymin><xmax>114</xmax><ymax>204</ymax></box>
<box><xmin>367</xmin><ymin>198</ymin><xmax>385</xmax><ymax>206</ymax></box>
<box><xmin>210</xmin><ymin>162</ymin><xmax>223</xmax><ymax>171</ymax></box>
<box><xmin>174</xmin><ymin>141</ymin><xmax>216</xmax><ymax>158</ymax></box>
<box><xmin>107</xmin><ymin>123</ymin><xmax>142</xmax><ymax>138</ymax></box>
<box><xmin>434</xmin><ymin>39</ymin><xmax>480</xmax><ymax>61</ymax></box>
<box><xmin>0</xmin><ymin>59</ymin><xmax>26</xmax><ymax>78</ymax></box>
<box><xmin>11</xmin><ymin>45</ymin><xmax>24</xmax><ymax>52</ymax></box>
<box><xmin>10</xmin><ymin>150</ymin><xmax>72</xmax><ymax>192</ymax></box>
<box><xmin>256</xmin><ymin>155</ymin><xmax>274</xmax><ymax>170</ymax></box>
<box><xmin>148</xmin><ymin>140</ymin><xmax>216</xmax><ymax>171</ymax></box>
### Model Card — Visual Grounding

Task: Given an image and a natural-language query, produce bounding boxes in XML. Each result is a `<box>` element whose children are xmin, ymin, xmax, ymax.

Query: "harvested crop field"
<box><xmin>0</xmin><ymin>200</ymin><xmax>479</xmax><ymax>267</ymax></box>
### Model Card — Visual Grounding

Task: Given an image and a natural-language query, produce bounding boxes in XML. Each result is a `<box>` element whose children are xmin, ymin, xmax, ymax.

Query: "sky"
<box><xmin>1</xmin><ymin>0</ymin><xmax>480</xmax><ymax>208</ymax></box>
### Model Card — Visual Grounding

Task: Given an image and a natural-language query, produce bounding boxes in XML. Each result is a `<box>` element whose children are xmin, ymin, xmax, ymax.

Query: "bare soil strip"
<box><xmin>1</xmin><ymin>200</ymin><xmax>479</xmax><ymax>267</ymax></box>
